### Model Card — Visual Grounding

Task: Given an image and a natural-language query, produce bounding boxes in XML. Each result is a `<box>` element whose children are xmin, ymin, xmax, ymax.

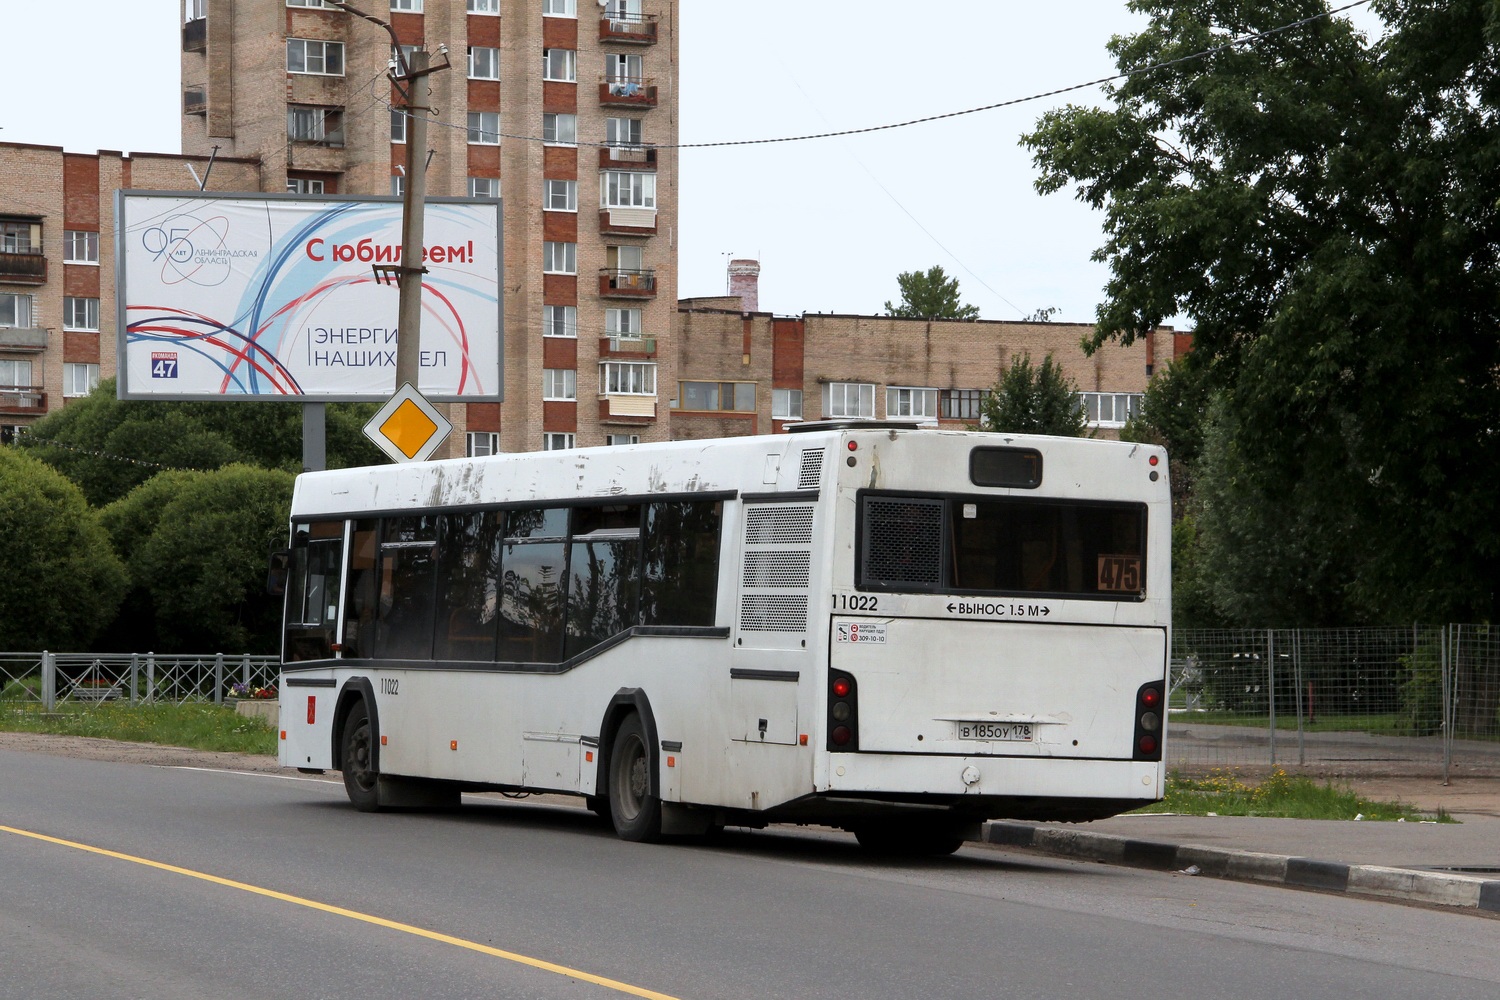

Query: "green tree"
<box><xmin>126</xmin><ymin>465</ymin><xmax>295</xmax><ymax>653</ymax></box>
<box><xmin>22</xmin><ymin>379</ymin><xmax>383</xmax><ymax>506</ymax></box>
<box><xmin>980</xmin><ymin>353</ymin><xmax>1088</xmax><ymax>437</ymax></box>
<box><xmin>1022</xmin><ymin>0</ymin><xmax>1500</xmax><ymax>623</ymax></box>
<box><xmin>0</xmin><ymin>448</ymin><xmax>127</xmax><ymax>649</ymax></box>
<box><xmin>883</xmin><ymin>265</ymin><xmax>981</xmax><ymax>320</ymax></box>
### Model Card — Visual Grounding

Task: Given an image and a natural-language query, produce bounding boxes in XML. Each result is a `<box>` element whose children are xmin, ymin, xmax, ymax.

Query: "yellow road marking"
<box><xmin>0</xmin><ymin>823</ymin><xmax>682</xmax><ymax>1000</ymax></box>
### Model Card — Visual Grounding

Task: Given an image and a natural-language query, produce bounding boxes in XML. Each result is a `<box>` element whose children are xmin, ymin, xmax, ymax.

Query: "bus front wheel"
<box><xmin>608</xmin><ymin>714</ymin><xmax>662</xmax><ymax>842</ymax></box>
<box><xmin>340</xmin><ymin>701</ymin><xmax>381</xmax><ymax>812</ymax></box>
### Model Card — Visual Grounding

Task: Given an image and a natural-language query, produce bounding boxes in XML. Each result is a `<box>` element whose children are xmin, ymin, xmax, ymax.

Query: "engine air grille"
<box><xmin>797</xmin><ymin>449</ymin><xmax>824</xmax><ymax>490</ymax></box>
<box><xmin>745</xmin><ymin>506</ymin><xmax>814</xmax><ymax>545</ymax></box>
<box><xmin>739</xmin><ymin>595</ymin><xmax>810</xmax><ymax>632</ymax></box>
<box><xmin>742</xmin><ymin>550</ymin><xmax>812</xmax><ymax>588</ymax></box>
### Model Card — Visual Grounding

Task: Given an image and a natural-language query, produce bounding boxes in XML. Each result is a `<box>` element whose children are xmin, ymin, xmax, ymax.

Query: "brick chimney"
<box><xmin>727</xmin><ymin>258</ymin><xmax>761</xmax><ymax>312</ymax></box>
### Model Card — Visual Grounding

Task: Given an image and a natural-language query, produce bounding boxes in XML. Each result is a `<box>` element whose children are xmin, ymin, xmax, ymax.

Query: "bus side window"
<box><xmin>641</xmin><ymin>500</ymin><xmax>722</xmax><ymax>627</ymax></box>
<box><xmin>342</xmin><ymin>520</ymin><xmax>379</xmax><ymax>658</ymax></box>
<box><xmin>375</xmin><ymin>515</ymin><xmax>439</xmax><ymax>661</ymax></box>
<box><xmin>283</xmin><ymin>520</ymin><xmax>344</xmax><ymax>662</ymax></box>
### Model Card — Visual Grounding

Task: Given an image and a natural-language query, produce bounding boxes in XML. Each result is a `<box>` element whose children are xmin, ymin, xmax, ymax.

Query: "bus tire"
<box><xmin>608</xmin><ymin>714</ymin><xmax>662</xmax><ymax>842</ymax></box>
<box><xmin>340</xmin><ymin>700</ymin><xmax>381</xmax><ymax>812</ymax></box>
<box><xmin>853</xmin><ymin>821</ymin><xmax>966</xmax><ymax>857</ymax></box>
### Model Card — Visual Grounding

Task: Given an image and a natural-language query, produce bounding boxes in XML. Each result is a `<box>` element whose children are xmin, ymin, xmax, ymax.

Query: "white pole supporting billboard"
<box><xmin>115</xmin><ymin>192</ymin><xmax>502</xmax><ymax>402</ymax></box>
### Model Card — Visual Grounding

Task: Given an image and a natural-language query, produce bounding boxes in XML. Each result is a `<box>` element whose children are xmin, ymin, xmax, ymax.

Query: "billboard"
<box><xmin>116</xmin><ymin>192</ymin><xmax>502</xmax><ymax>401</ymax></box>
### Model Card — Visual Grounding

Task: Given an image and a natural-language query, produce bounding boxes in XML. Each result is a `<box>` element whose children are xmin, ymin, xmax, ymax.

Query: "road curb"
<box><xmin>977</xmin><ymin>821</ymin><xmax>1500</xmax><ymax>913</ymax></box>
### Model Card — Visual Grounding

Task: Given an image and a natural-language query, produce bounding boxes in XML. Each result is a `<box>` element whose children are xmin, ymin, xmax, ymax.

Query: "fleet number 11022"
<box><xmin>831</xmin><ymin>594</ymin><xmax>879</xmax><ymax>612</ymax></box>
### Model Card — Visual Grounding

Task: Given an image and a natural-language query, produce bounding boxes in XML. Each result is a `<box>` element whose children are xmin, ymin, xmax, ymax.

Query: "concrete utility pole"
<box><xmin>327</xmin><ymin>2</ymin><xmax>449</xmax><ymax>392</ymax></box>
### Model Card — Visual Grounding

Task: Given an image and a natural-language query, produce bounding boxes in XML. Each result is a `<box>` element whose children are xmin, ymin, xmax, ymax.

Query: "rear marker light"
<box><xmin>666</xmin><ymin>755</ymin><xmax>676</xmax><ymax>768</ymax></box>
<box><xmin>450</xmin><ymin>740</ymin><xmax>458</xmax><ymax>751</ymax></box>
<box><xmin>279</xmin><ymin>730</ymin><xmax>286</xmax><ymax>740</ymax></box>
<box><xmin>380</xmin><ymin>735</ymin><xmax>388</xmax><ymax>746</ymax></box>
<box><xmin>1149</xmin><ymin>454</ymin><xmax>1159</xmax><ymax>466</ymax></box>
<box><xmin>832</xmin><ymin>677</ymin><xmax>851</xmax><ymax>698</ymax></box>
<box><xmin>307</xmin><ymin>696</ymin><xmax>316</xmax><ymax>725</ymax></box>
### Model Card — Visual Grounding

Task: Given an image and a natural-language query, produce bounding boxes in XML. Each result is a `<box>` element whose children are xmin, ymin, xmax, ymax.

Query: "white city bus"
<box><xmin>277</xmin><ymin>423</ymin><xmax>1169</xmax><ymax>854</ymax></box>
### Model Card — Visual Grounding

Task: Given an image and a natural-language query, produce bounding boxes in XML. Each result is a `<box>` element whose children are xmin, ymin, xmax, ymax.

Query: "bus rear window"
<box><xmin>858</xmin><ymin>493</ymin><xmax>1146</xmax><ymax>599</ymax></box>
<box><xmin>969</xmin><ymin>448</ymin><xmax>1042</xmax><ymax>489</ymax></box>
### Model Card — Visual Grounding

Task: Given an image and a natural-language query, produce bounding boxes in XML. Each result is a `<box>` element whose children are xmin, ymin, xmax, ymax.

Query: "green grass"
<box><xmin>1133</xmin><ymin>768</ymin><xmax>1456</xmax><ymax>822</ymax></box>
<box><xmin>0</xmin><ymin>702</ymin><xmax>278</xmax><ymax>756</ymax></box>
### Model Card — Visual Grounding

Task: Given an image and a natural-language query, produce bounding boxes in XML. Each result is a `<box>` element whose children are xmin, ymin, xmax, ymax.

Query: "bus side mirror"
<box><xmin>266</xmin><ymin>549</ymin><xmax>291</xmax><ymax>597</ymax></box>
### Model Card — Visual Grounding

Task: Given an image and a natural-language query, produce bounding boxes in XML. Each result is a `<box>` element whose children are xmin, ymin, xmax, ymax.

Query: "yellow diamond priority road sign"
<box><xmin>364</xmin><ymin>382</ymin><xmax>452</xmax><ymax>463</ymax></box>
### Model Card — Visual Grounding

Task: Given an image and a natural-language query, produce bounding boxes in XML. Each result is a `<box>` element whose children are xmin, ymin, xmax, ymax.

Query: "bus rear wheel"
<box><xmin>608</xmin><ymin>714</ymin><xmax>662</xmax><ymax>842</ymax></box>
<box><xmin>340</xmin><ymin>701</ymin><xmax>381</xmax><ymax>812</ymax></box>
<box><xmin>853</xmin><ymin>821</ymin><xmax>966</xmax><ymax>857</ymax></box>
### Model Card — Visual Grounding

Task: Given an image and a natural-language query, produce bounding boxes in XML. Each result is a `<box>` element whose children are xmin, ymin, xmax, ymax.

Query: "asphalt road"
<box><xmin>2</xmin><ymin>747</ymin><xmax>1497</xmax><ymax>1000</ymax></box>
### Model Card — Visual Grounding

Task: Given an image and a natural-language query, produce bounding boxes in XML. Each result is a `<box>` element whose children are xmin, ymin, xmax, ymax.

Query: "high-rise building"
<box><xmin>180</xmin><ymin>0</ymin><xmax>678</xmax><ymax>455</ymax></box>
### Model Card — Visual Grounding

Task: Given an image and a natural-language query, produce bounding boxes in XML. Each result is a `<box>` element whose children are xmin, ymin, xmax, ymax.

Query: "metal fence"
<box><xmin>0</xmin><ymin>652</ymin><xmax>279</xmax><ymax>710</ymax></box>
<box><xmin>1170</xmin><ymin>625</ymin><xmax>1500</xmax><ymax>782</ymax></box>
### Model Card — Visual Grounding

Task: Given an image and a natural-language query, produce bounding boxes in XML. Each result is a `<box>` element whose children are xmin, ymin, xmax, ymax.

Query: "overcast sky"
<box><xmin>0</xmin><ymin>2</ymin><xmax>1384</xmax><ymax>327</ymax></box>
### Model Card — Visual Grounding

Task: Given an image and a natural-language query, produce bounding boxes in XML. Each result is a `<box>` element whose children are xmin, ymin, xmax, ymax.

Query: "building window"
<box><xmin>63</xmin><ymin>230</ymin><xmax>99</xmax><ymax>264</ymax></box>
<box><xmin>824</xmin><ymin>382</ymin><xmax>875</xmax><ymax>419</ymax></box>
<box><xmin>468</xmin><ymin>0</ymin><xmax>499</xmax><ymax>13</ymax></box>
<box><xmin>0</xmin><ymin>359</ymin><xmax>34</xmax><ymax>388</ymax></box>
<box><xmin>466</xmin><ymin>431</ymin><xmax>499</xmax><ymax>456</ymax></box>
<box><xmin>543</xmin><ymin>48</ymin><xmax>576</xmax><ymax>82</ymax></box>
<box><xmin>393</xmin><ymin>43</ymin><xmax>423</xmax><ymax>71</ymax></box>
<box><xmin>937</xmin><ymin>388</ymin><xmax>985</xmax><ymax>420</ymax></box>
<box><xmin>773</xmin><ymin>388</ymin><xmax>803</xmax><ymax>420</ymax></box>
<box><xmin>287</xmin><ymin>177</ymin><xmax>327</xmax><ymax>194</ymax></box>
<box><xmin>600</xmin><ymin>362</ymin><xmax>655</xmax><ymax>396</ymax></box>
<box><xmin>544</xmin><ymin>179</ymin><xmax>578</xmax><ymax>212</ymax></box>
<box><xmin>0</xmin><ymin>293</ymin><xmax>35</xmax><ymax>328</ymax></box>
<box><xmin>601</xmin><ymin>170</ymin><xmax>655</xmax><ymax>210</ymax></box>
<box><xmin>0</xmin><ymin>219</ymin><xmax>38</xmax><ymax>254</ymax></box>
<box><xmin>543</xmin><ymin>368</ymin><xmax>577</xmax><ymax>401</ymax></box>
<box><xmin>468</xmin><ymin>176</ymin><xmax>499</xmax><ymax>198</ymax></box>
<box><xmin>606</xmin><ymin>117</ymin><xmax>643</xmax><ymax>148</ymax></box>
<box><xmin>543</xmin><ymin>241</ymin><xmax>576</xmax><ymax>274</ymax></box>
<box><xmin>1079</xmin><ymin>391</ymin><xmax>1143</xmax><ymax>428</ymax></box>
<box><xmin>286</xmin><ymin>1</ymin><xmax>327</xmax><ymax>7</ymax></box>
<box><xmin>607</xmin><ymin>434</ymin><xmax>639</xmax><ymax>446</ymax></box>
<box><xmin>391</xmin><ymin>175</ymin><xmax>405</xmax><ymax>197</ymax></box>
<box><xmin>887</xmin><ymin>387</ymin><xmax>939</xmax><ymax>420</ymax></box>
<box><xmin>187</xmin><ymin>0</ymin><xmax>209</xmax><ymax>18</ymax></box>
<box><xmin>287</xmin><ymin>39</ymin><xmax>345</xmax><ymax>76</ymax></box>
<box><xmin>543</xmin><ymin>304</ymin><xmax>577</xmax><ymax>338</ymax></box>
<box><xmin>64</xmin><ymin>363</ymin><xmax>100</xmax><ymax>398</ymax></box>
<box><xmin>542</xmin><ymin>0</ymin><xmax>576</xmax><ymax>15</ymax></box>
<box><xmin>605</xmin><ymin>52</ymin><xmax>643</xmax><ymax>86</ymax></box>
<box><xmin>677</xmin><ymin>382</ymin><xmax>754</xmax><ymax>412</ymax></box>
<box><xmin>542</xmin><ymin>113</ymin><xmax>577</xmax><ymax>146</ymax></box>
<box><xmin>468</xmin><ymin>46</ymin><xmax>499</xmax><ymax>80</ymax></box>
<box><xmin>467</xmin><ymin>111</ymin><xmax>500</xmax><ymax>144</ymax></box>
<box><xmin>391</xmin><ymin>109</ymin><xmax>407</xmax><ymax>143</ymax></box>
<box><xmin>605</xmin><ymin>307</ymin><xmax>642</xmax><ymax>338</ymax></box>
<box><xmin>390</xmin><ymin>0</ymin><xmax>423</xmax><ymax>11</ymax></box>
<box><xmin>63</xmin><ymin>297</ymin><xmax>100</xmax><ymax>332</ymax></box>
<box><xmin>544</xmin><ymin>432</ymin><xmax>575</xmax><ymax>451</ymax></box>
<box><xmin>287</xmin><ymin>105</ymin><xmax>344</xmax><ymax>146</ymax></box>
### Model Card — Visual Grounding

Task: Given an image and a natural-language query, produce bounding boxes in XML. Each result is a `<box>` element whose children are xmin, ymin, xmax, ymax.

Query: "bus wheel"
<box><xmin>340</xmin><ymin>701</ymin><xmax>381</xmax><ymax>812</ymax></box>
<box><xmin>608</xmin><ymin>714</ymin><xmax>662</xmax><ymax>842</ymax></box>
<box><xmin>853</xmin><ymin>822</ymin><xmax>965</xmax><ymax>857</ymax></box>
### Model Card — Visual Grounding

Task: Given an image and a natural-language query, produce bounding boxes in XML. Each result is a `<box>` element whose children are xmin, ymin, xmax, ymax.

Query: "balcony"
<box><xmin>0</xmin><ymin>250</ymin><xmax>46</xmax><ymax>285</ymax></box>
<box><xmin>599</xmin><ymin>12</ymin><xmax>658</xmax><ymax>44</ymax></box>
<box><xmin>599</xmin><ymin>77</ymin><xmax>658</xmax><ymax>108</ymax></box>
<box><xmin>598</xmin><ymin>144</ymin><xmax>657</xmax><ymax>169</ymax></box>
<box><xmin>598</xmin><ymin>209</ymin><xmax>657</xmax><ymax>237</ymax></box>
<box><xmin>0</xmin><ymin>327</ymin><xmax>47</xmax><ymax>352</ymax></box>
<box><xmin>0</xmin><ymin>386</ymin><xmax>46</xmax><ymax>415</ymax></box>
<box><xmin>598</xmin><ymin>395</ymin><xmax>657</xmax><ymax>422</ymax></box>
<box><xmin>598</xmin><ymin>268</ymin><xmax>657</xmax><ymax>299</ymax></box>
<box><xmin>598</xmin><ymin>335</ymin><xmax>658</xmax><ymax>358</ymax></box>
<box><xmin>183</xmin><ymin>17</ymin><xmax>207</xmax><ymax>52</ymax></box>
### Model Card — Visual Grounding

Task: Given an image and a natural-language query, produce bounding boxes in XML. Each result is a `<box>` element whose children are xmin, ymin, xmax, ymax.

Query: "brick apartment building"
<box><xmin>0</xmin><ymin>144</ymin><xmax>260</xmax><ymax>444</ymax></box>
<box><xmin>179</xmin><ymin>0</ymin><xmax>679</xmax><ymax>455</ymax></box>
<box><xmin>671</xmin><ymin>263</ymin><xmax>1186</xmax><ymax>441</ymax></box>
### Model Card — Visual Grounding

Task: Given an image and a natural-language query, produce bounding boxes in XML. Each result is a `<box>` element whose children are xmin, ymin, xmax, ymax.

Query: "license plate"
<box><xmin>955</xmin><ymin>722</ymin><xmax>1033</xmax><ymax>742</ymax></box>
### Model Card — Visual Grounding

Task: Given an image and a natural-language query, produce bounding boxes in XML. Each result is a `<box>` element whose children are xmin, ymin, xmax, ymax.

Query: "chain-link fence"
<box><xmin>1170</xmin><ymin>625</ymin><xmax>1500</xmax><ymax>782</ymax></box>
<box><xmin>0</xmin><ymin>652</ymin><xmax>279</xmax><ymax>709</ymax></box>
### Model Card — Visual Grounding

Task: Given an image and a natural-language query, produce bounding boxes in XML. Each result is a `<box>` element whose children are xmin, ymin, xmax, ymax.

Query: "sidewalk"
<box><xmin>975</xmin><ymin>777</ymin><xmax>1500</xmax><ymax>914</ymax></box>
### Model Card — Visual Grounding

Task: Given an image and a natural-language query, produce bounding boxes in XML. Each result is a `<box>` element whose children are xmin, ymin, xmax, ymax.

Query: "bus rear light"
<box><xmin>1132</xmin><ymin>681</ymin><xmax>1165</xmax><ymax>762</ymax></box>
<box><xmin>827</xmin><ymin>671</ymin><xmax>860</xmax><ymax>752</ymax></box>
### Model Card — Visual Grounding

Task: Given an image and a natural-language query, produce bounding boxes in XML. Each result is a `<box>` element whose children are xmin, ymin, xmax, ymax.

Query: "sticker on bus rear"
<box><xmin>834</xmin><ymin>621</ymin><xmax>886</xmax><ymax>644</ymax></box>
